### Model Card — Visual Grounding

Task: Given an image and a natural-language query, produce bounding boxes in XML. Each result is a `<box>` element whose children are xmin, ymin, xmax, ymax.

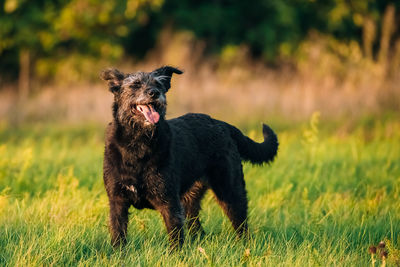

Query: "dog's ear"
<box><xmin>100</xmin><ymin>68</ymin><xmax>125</xmax><ymax>93</ymax></box>
<box><xmin>151</xmin><ymin>66</ymin><xmax>183</xmax><ymax>92</ymax></box>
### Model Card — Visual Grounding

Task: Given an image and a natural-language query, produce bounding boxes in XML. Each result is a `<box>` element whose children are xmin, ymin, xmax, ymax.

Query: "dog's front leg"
<box><xmin>108</xmin><ymin>196</ymin><xmax>130</xmax><ymax>247</ymax></box>
<box><xmin>156</xmin><ymin>200</ymin><xmax>185</xmax><ymax>249</ymax></box>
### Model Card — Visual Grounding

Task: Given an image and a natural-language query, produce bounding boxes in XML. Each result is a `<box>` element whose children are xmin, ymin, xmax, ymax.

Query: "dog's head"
<box><xmin>101</xmin><ymin>66</ymin><xmax>183</xmax><ymax>128</ymax></box>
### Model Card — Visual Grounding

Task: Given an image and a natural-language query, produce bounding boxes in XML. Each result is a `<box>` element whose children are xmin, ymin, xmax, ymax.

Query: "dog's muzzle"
<box><xmin>136</xmin><ymin>104</ymin><xmax>160</xmax><ymax>124</ymax></box>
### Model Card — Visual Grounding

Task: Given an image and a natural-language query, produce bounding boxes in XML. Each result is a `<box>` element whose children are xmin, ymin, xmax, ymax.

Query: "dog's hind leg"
<box><xmin>181</xmin><ymin>181</ymin><xmax>208</xmax><ymax>236</ymax></box>
<box><xmin>208</xmin><ymin>161</ymin><xmax>249</xmax><ymax>237</ymax></box>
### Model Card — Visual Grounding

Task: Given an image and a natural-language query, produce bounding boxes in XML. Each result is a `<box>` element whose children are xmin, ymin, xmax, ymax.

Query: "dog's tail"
<box><xmin>227</xmin><ymin>123</ymin><xmax>278</xmax><ymax>164</ymax></box>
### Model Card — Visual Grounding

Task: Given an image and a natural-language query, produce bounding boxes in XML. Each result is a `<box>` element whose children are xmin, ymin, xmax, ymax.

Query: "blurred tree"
<box><xmin>0</xmin><ymin>0</ymin><xmax>399</xmax><ymax>88</ymax></box>
<box><xmin>160</xmin><ymin>0</ymin><xmax>400</xmax><ymax>61</ymax></box>
<box><xmin>0</xmin><ymin>0</ymin><xmax>162</xmax><ymax>91</ymax></box>
<box><xmin>1</xmin><ymin>0</ymin><xmax>56</xmax><ymax>96</ymax></box>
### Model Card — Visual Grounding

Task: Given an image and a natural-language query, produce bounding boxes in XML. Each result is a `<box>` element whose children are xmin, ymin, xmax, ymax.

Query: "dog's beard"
<box><xmin>116</xmin><ymin>94</ymin><xmax>166</xmax><ymax>131</ymax></box>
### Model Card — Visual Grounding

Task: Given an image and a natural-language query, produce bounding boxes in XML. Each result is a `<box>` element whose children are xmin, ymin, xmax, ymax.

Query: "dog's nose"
<box><xmin>148</xmin><ymin>89</ymin><xmax>160</xmax><ymax>99</ymax></box>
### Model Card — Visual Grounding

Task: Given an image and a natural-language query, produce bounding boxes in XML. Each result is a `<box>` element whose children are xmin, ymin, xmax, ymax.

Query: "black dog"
<box><xmin>101</xmin><ymin>66</ymin><xmax>278</xmax><ymax>248</ymax></box>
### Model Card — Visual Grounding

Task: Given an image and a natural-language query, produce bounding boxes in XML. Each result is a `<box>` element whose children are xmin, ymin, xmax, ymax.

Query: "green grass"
<box><xmin>0</xmin><ymin>117</ymin><xmax>399</xmax><ymax>266</ymax></box>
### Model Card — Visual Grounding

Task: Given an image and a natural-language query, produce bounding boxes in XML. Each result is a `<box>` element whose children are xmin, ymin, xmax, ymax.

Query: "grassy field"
<box><xmin>0</xmin><ymin>116</ymin><xmax>399</xmax><ymax>266</ymax></box>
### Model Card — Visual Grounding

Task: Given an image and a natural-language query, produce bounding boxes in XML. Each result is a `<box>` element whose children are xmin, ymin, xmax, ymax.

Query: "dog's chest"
<box><xmin>120</xmin><ymin>178</ymin><xmax>153</xmax><ymax>209</ymax></box>
<box><xmin>116</xmin><ymin>140</ymin><xmax>167</xmax><ymax>209</ymax></box>
<box><xmin>119</xmin><ymin>162</ymin><xmax>159</xmax><ymax>209</ymax></box>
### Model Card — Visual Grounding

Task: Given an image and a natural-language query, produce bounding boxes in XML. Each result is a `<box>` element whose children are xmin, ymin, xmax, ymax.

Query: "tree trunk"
<box><xmin>18</xmin><ymin>48</ymin><xmax>30</xmax><ymax>100</ymax></box>
<box><xmin>362</xmin><ymin>16</ymin><xmax>376</xmax><ymax>60</ymax></box>
<box><xmin>378</xmin><ymin>4</ymin><xmax>395</xmax><ymax>65</ymax></box>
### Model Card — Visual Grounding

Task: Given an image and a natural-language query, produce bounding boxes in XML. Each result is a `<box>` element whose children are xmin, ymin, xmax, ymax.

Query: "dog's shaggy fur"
<box><xmin>101</xmin><ymin>66</ymin><xmax>278</xmax><ymax>248</ymax></box>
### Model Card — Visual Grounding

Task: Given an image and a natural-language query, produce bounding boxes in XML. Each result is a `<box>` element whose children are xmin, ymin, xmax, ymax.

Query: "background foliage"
<box><xmin>1</xmin><ymin>0</ymin><xmax>400</xmax><ymax>82</ymax></box>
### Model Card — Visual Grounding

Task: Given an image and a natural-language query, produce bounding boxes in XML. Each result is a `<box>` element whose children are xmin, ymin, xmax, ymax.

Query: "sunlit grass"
<box><xmin>0</xmin><ymin>118</ymin><xmax>399</xmax><ymax>266</ymax></box>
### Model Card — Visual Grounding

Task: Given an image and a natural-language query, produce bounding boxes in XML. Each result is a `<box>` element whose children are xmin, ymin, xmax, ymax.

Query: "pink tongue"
<box><xmin>136</xmin><ymin>105</ymin><xmax>160</xmax><ymax>124</ymax></box>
